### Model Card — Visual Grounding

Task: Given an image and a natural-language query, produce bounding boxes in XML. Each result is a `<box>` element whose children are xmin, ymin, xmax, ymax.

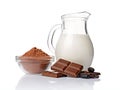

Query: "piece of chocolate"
<box><xmin>94</xmin><ymin>72</ymin><xmax>101</xmax><ymax>75</ymax></box>
<box><xmin>94</xmin><ymin>74</ymin><xmax>99</xmax><ymax>78</ymax></box>
<box><xmin>51</xmin><ymin>59</ymin><xmax>71</xmax><ymax>72</ymax></box>
<box><xmin>89</xmin><ymin>73</ymin><xmax>99</xmax><ymax>78</ymax></box>
<box><xmin>42</xmin><ymin>71</ymin><xmax>66</xmax><ymax>78</ymax></box>
<box><xmin>78</xmin><ymin>71</ymin><xmax>100</xmax><ymax>79</ymax></box>
<box><xmin>79</xmin><ymin>72</ymin><xmax>91</xmax><ymax>78</ymax></box>
<box><xmin>51</xmin><ymin>59</ymin><xmax>83</xmax><ymax>77</ymax></box>
<box><xmin>64</xmin><ymin>63</ymin><xmax>83</xmax><ymax>77</ymax></box>
<box><xmin>88</xmin><ymin>67</ymin><xmax>95</xmax><ymax>72</ymax></box>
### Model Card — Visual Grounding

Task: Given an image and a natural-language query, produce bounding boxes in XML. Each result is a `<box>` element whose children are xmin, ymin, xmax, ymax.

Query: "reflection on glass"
<box><xmin>16</xmin><ymin>74</ymin><xmax>100</xmax><ymax>90</ymax></box>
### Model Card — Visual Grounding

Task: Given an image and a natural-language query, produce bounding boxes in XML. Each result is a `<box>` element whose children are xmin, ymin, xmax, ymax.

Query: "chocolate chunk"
<box><xmin>94</xmin><ymin>72</ymin><xmax>101</xmax><ymax>75</ymax></box>
<box><xmin>57</xmin><ymin>59</ymin><xmax>71</xmax><ymax>66</ymax></box>
<box><xmin>51</xmin><ymin>59</ymin><xmax>83</xmax><ymax>77</ymax></box>
<box><xmin>78</xmin><ymin>71</ymin><xmax>100</xmax><ymax>79</ymax></box>
<box><xmin>88</xmin><ymin>67</ymin><xmax>95</xmax><ymax>72</ymax></box>
<box><xmin>51</xmin><ymin>59</ymin><xmax>71</xmax><ymax>72</ymax></box>
<box><xmin>42</xmin><ymin>71</ymin><xmax>66</xmax><ymax>78</ymax></box>
<box><xmin>51</xmin><ymin>64</ymin><xmax>66</xmax><ymax>72</ymax></box>
<box><xmin>94</xmin><ymin>74</ymin><xmax>99</xmax><ymax>78</ymax></box>
<box><xmin>90</xmin><ymin>72</ymin><xmax>100</xmax><ymax>78</ymax></box>
<box><xmin>64</xmin><ymin>63</ymin><xmax>83</xmax><ymax>77</ymax></box>
<box><xmin>79</xmin><ymin>72</ymin><xmax>91</xmax><ymax>78</ymax></box>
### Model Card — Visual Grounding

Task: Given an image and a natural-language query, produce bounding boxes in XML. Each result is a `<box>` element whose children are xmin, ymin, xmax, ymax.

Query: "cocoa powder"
<box><xmin>22</xmin><ymin>47</ymin><xmax>49</xmax><ymax>57</ymax></box>
<box><xmin>19</xmin><ymin>47</ymin><xmax>52</xmax><ymax>74</ymax></box>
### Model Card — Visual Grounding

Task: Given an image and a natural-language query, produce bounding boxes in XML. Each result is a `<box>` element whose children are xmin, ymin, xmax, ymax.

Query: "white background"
<box><xmin>0</xmin><ymin>0</ymin><xmax>120</xmax><ymax>89</ymax></box>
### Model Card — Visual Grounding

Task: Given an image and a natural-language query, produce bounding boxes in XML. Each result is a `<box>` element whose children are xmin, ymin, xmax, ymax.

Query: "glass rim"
<box><xmin>61</xmin><ymin>11</ymin><xmax>91</xmax><ymax>20</ymax></box>
<box><xmin>15</xmin><ymin>56</ymin><xmax>54</xmax><ymax>63</ymax></box>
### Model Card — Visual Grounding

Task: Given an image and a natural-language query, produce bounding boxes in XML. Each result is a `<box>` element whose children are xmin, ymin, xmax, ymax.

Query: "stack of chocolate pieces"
<box><xmin>42</xmin><ymin>59</ymin><xmax>101</xmax><ymax>79</ymax></box>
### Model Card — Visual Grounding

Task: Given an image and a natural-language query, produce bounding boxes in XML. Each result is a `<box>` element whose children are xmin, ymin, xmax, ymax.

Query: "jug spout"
<box><xmin>79</xmin><ymin>11</ymin><xmax>91</xmax><ymax>20</ymax></box>
<box><xmin>62</xmin><ymin>11</ymin><xmax>91</xmax><ymax>21</ymax></box>
<box><xmin>61</xmin><ymin>11</ymin><xmax>91</xmax><ymax>34</ymax></box>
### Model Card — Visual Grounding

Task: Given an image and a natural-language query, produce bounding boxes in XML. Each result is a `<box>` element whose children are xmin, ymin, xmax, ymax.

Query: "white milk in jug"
<box><xmin>55</xmin><ymin>34</ymin><xmax>94</xmax><ymax>70</ymax></box>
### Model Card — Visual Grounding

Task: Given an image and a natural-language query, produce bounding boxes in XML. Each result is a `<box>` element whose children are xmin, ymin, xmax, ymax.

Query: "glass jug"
<box><xmin>47</xmin><ymin>11</ymin><xmax>94</xmax><ymax>70</ymax></box>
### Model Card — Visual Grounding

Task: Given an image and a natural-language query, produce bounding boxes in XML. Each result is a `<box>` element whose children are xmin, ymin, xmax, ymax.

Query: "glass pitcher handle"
<box><xmin>47</xmin><ymin>24</ymin><xmax>62</xmax><ymax>54</ymax></box>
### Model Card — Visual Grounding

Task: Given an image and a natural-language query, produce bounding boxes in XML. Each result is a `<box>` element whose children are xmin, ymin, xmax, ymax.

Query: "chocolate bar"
<box><xmin>64</xmin><ymin>63</ymin><xmax>83</xmax><ymax>77</ymax></box>
<box><xmin>51</xmin><ymin>59</ymin><xmax>83</xmax><ymax>77</ymax></box>
<box><xmin>51</xmin><ymin>59</ymin><xmax>71</xmax><ymax>72</ymax></box>
<box><xmin>42</xmin><ymin>71</ymin><xmax>66</xmax><ymax>78</ymax></box>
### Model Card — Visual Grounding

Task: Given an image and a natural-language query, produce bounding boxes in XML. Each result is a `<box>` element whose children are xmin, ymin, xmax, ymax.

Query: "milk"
<box><xmin>55</xmin><ymin>34</ymin><xmax>94</xmax><ymax>70</ymax></box>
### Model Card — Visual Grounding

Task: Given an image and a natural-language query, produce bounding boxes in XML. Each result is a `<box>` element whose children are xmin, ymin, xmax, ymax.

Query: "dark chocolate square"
<box><xmin>68</xmin><ymin>63</ymin><xmax>83</xmax><ymax>70</ymax></box>
<box><xmin>51</xmin><ymin>59</ymin><xmax>71</xmax><ymax>72</ymax></box>
<box><xmin>57</xmin><ymin>59</ymin><xmax>71</xmax><ymax>66</ymax></box>
<box><xmin>51</xmin><ymin>64</ymin><xmax>66</xmax><ymax>72</ymax></box>
<box><xmin>64</xmin><ymin>63</ymin><xmax>83</xmax><ymax>77</ymax></box>
<box><xmin>64</xmin><ymin>67</ymin><xmax>79</xmax><ymax>77</ymax></box>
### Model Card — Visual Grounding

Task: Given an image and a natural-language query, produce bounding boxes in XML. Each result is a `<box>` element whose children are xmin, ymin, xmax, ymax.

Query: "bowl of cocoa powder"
<box><xmin>16</xmin><ymin>47</ymin><xmax>54</xmax><ymax>74</ymax></box>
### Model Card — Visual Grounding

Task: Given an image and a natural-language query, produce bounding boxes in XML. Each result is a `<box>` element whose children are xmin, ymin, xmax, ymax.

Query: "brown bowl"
<box><xmin>16</xmin><ymin>56</ymin><xmax>54</xmax><ymax>74</ymax></box>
